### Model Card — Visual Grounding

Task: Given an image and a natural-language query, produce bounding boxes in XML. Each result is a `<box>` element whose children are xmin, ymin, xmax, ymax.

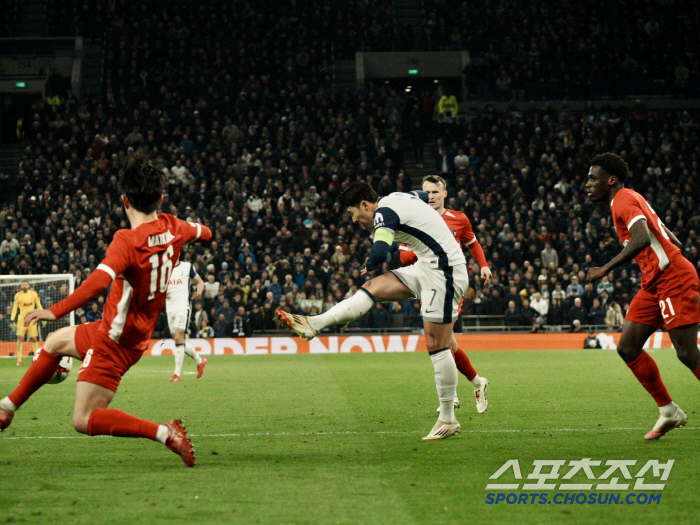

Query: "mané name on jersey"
<box><xmin>95</xmin><ymin>214</ymin><xmax>210</xmax><ymax>351</ymax></box>
<box><xmin>374</xmin><ymin>192</ymin><xmax>466</xmax><ymax>268</ymax></box>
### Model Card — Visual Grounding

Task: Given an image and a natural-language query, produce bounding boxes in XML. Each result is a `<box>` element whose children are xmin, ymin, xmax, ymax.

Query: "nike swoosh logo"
<box><xmin>425</xmin><ymin>309</ymin><xmax>437</xmax><ymax>314</ymax></box>
<box><xmin>666</xmin><ymin>317</ymin><xmax>675</xmax><ymax>324</ymax></box>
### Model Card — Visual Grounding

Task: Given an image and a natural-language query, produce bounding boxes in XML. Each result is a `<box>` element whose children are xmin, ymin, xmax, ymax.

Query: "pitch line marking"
<box><xmin>2</xmin><ymin>426</ymin><xmax>700</xmax><ymax>440</ymax></box>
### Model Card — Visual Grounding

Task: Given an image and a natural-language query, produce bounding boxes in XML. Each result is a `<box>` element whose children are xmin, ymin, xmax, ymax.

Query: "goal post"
<box><xmin>0</xmin><ymin>274</ymin><xmax>75</xmax><ymax>357</ymax></box>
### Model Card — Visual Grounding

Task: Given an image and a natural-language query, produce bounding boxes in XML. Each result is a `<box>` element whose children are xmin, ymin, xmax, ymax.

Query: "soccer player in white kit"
<box><xmin>277</xmin><ymin>182</ymin><xmax>468</xmax><ymax>440</ymax></box>
<box><xmin>166</xmin><ymin>257</ymin><xmax>207</xmax><ymax>382</ymax></box>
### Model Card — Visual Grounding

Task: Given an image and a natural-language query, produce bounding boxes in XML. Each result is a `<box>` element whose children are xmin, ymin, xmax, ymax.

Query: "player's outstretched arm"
<box><xmin>46</xmin><ymin>269</ymin><xmax>113</xmax><ymax>320</ymax></box>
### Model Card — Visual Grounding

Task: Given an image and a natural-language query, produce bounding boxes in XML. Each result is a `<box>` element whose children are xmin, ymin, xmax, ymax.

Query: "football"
<box><xmin>33</xmin><ymin>349</ymin><xmax>73</xmax><ymax>384</ymax></box>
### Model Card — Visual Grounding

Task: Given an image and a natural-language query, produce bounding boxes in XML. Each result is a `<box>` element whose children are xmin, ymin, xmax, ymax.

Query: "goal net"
<box><xmin>0</xmin><ymin>274</ymin><xmax>75</xmax><ymax>357</ymax></box>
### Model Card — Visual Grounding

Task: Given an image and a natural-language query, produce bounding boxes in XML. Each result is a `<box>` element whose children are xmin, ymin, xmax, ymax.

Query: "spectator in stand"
<box><xmin>244</xmin><ymin>305</ymin><xmax>265</xmax><ymax>336</ymax></box>
<box><xmin>213</xmin><ymin>313</ymin><xmax>231</xmax><ymax>338</ymax></box>
<box><xmin>566</xmin><ymin>276</ymin><xmax>584</xmax><ymax>296</ymax></box>
<box><xmin>540</xmin><ymin>242</ymin><xmax>558</xmax><ymax>269</ymax></box>
<box><xmin>504</xmin><ymin>301</ymin><xmax>521</xmax><ymax>327</ymax></box>
<box><xmin>596</xmin><ymin>275</ymin><xmax>615</xmax><ymax>296</ymax></box>
<box><xmin>588</xmin><ymin>297</ymin><xmax>607</xmax><ymax>327</ymax></box>
<box><xmin>197</xmin><ymin>319</ymin><xmax>215</xmax><ymax>338</ymax></box>
<box><xmin>408</xmin><ymin>301</ymin><xmax>423</xmax><ymax>328</ymax></box>
<box><xmin>530</xmin><ymin>292</ymin><xmax>549</xmax><ymax>325</ymax></box>
<box><xmin>369</xmin><ymin>303</ymin><xmax>392</xmax><ymax>330</ymax></box>
<box><xmin>568</xmin><ymin>297</ymin><xmax>587</xmax><ymax>328</ymax></box>
<box><xmin>605</xmin><ymin>301</ymin><xmax>624</xmax><ymax>331</ymax></box>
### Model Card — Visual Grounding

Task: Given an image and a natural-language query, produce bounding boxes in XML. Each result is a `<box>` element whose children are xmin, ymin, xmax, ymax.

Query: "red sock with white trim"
<box><xmin>5</xmin><ymin>349</ymin><xmax>60</xmax><ymax>409</ymax></box>
<box><xmin>87</xmin><ymin>408</ymin><xmax>160</xmax><ymax>440</ymax></box>
<box><xmin>627</xmin><ymin>352</ymin><xmax>673</xmax><ymax>407</ymax></box>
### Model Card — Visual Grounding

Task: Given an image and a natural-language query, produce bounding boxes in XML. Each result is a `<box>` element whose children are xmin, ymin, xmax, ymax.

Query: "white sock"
<box><xmin>308</xmin><ymin>289</ymin><xmax>374</xmax><ymax>331</ymax></box>
<box><xmin>155</xmin><ymin>424</ymin><xmax>169</xmax><ymax>444</ymax></box>
<box><xmin>0</xmin><ymin>397</ymin><xmax>17</xmax><ymax>412</ymax></box>
<box><xmin>173</xmin><ymin>344</ymin><xmax>185</xmax><ymax>376</ymax></box>
<box><xmin>430</xmin><ymin>348</ymin><xmax>458</xmax><ymax>423</ymax></box>
<box><xmin>184</xmin><ymin>343</ymin><xmax>202</xmax><ymax>365</ymax></box>
<box><xmin>660</xmin><ymin>401</ymin><xmax>677</xmax><ymax>418</ymax></box>
<box><xmin>470</xmin><ymin>374</ymin><xmax>483</xmax><ymax>389</ymax></box>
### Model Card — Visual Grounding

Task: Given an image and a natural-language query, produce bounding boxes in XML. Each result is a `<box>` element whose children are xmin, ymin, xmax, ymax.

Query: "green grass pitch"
<box><xmin>1</xmin><ymin>348</ymin><xmax>699</xmax><ymax>524</ymax></box>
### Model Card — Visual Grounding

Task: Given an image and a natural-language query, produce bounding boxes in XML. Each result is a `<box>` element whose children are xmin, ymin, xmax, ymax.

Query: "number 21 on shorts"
<box><xmin>659</xmin><ymin>297</ymin><xmax>675</xmax><ymax>321</ymax></box>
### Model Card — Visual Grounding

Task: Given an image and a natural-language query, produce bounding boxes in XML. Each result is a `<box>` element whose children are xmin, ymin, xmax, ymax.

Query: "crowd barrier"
<box><xmin>0</xmin><ymin>331</ymin><xmax>680</xmax><ymax>357</ymax></box>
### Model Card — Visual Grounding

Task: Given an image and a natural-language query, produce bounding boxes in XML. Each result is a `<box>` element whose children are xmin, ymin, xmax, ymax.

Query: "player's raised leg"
<box><xmin>277</xmin><ymin>272</ymin><xmax>412</xmax><ymax>339</ymax></box>
<box><xmin>617</xmin><ymin>320</ymin><xmax>685</xmax><ymax>440</ymax></box>
<box><xmin>0</xmin><ymin>325</ymin><xmax>80</xmax><ymax>431</ymax></box>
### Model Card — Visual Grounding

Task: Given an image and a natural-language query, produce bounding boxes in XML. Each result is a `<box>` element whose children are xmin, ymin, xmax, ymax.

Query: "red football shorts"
<box><xmin>626</xmin><ymin>254</ymin><xmax>700</xmax><ymax>330</ymax></box>
<box><xmin>74</xmin><ymin>321</ymin><xmax>143</xmax><ymax>392</ymax></box>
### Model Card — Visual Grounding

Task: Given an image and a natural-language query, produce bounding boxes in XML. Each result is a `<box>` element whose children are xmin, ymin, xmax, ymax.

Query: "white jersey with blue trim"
<box><xmin>374</xmin><ymin>192</ymin><xmax>466</xmax><ymax>268</ymax></box>
<box><xmin>165</xmin><ymin>261</ymin><xmax>198</xmax><ymax>311</ymax></box>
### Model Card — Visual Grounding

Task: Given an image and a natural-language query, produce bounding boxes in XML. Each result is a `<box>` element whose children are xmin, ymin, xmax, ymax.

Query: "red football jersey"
<box><xmin>611</xmin><ymin>188</ymin><xmax>681</xmax><ymax>287</ymax></box>
<box><xmin>51</xmin><ymin>214</ymin><xmax>212</xmax><ymax>351</ymax></box>
<box><xmin>400</xmin><ymin>208</ymin><xmax>488</xmax><ymax>267</ymax></box>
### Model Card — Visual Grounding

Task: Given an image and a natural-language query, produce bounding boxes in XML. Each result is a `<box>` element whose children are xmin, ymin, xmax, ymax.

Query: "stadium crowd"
<box><xmin>425</xmin><ymin>0</ymin><xmax>700</xmax><ymax>100</ymax></box>
<box><xmin>1</xmin><ymin>1</ymin><xmax>699</xmax><ymax>338</ymax></box>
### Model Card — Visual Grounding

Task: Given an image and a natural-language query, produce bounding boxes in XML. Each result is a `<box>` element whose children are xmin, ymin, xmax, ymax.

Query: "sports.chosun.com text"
<box><xmin>486</xmin><ymin>492</ymin><xmax>661</xmax><ymax>505</ymax></box>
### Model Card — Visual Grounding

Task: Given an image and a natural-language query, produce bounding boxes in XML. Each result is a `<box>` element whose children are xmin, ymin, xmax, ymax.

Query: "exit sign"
<box><xmin>407</xmin><ymin>69</ymin><xmax>419</xmax><ymax>75</ymax></box>
<box><xmin>15</xmin><ymin>81</ymin><xmax>27</xmax><ymax>88</ymax></box>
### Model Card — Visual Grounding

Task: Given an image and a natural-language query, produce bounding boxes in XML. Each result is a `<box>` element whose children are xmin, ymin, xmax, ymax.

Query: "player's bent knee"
<box><xmin>616</xmin><ymin>343</ymin><xmax>640</xmax><ymax>362</ymax></box>
<box><xmin>72</xmin><ymin>413</ymin><xmax>90</xmax><ymax>434</ymax></box>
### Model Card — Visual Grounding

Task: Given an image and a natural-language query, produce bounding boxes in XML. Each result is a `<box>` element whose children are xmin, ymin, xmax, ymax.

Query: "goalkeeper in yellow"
<box><xmin>11</xmin><ymin>280</ymin><xmax>43</xmax><ymax>366</ymax></box>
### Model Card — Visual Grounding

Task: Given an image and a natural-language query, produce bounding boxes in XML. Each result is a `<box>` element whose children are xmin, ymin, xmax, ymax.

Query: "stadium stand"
<box><xmin>2</xmin><ymin>0</ymin><xmax>699</xmax><ymax>335</ymax></box>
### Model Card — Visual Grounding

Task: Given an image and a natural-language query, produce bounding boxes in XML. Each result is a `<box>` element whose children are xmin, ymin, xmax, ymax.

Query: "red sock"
<box><xmin>87</xmin><ymin>408</ymin><xmax>159</xmax><ymax>440</ymax></box>
<box><xmin>693</xmin><ymin>366</ymin><xmax>700</xmax><ymax>381</ymax></box>
<box><xmin>627</xmin><ymin>352</ymin><xmax>673</xmax><ymax>407</ymax></box>
<box><xmin>452</xmin><ymin>348</ymin><xmax>477</xmax><ymax>381</ymax></box>
<box><xmin>8</xmin><ymin>349</ymin><xmax>60</xmax><ymax>409</ymax></box>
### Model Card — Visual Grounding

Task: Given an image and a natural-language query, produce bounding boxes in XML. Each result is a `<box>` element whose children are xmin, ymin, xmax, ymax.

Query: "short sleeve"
<box><xmin>408</xmin><ymin>190</ymin><xmax>429</xmax><ymax>204</ymax></box>
<box><xmin>189</xmin><ymin>264</ymin><xmax>197</xmax><ymax>279</ymax></box>
<box><xmin>460</xmin><ymin>214</ymin><xmax>476</xmax><ymax>245</ymax></box>
<box><xmin>612</xmin><ymin>191</ymin><xmax>646</xmax><ymax>230</ymax></box>
<box><xmin>181</xmin><ymin>219</ymin><xmax>212</xmax><ymax>245</ymax></box>
<box><xmin>374</xmin><ymin>206</ymin><xmax>401</xmax><ymax>232</ymax></box>
<box><xmin>97</xmin><ymin>230</ymin><xmax>132</xmax><ymax>279</ymax></box>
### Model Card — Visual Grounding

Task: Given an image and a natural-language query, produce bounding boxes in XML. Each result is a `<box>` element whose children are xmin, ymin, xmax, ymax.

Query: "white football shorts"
<box><xmin>391</xmin><ymin>262</ymin><xmax>468</xmax><ymax>324</ymax></box>
<box><xmin>167</xmin><ymin>309</ymin><xmax>190</xmax><ymax>334</ymax></box>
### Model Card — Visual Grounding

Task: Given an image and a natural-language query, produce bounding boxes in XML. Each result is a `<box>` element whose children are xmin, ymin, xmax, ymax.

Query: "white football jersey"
<box><xmin>374</xmin><ymin>192</ymin><xmax>466</xmax><ymax>268</ymax></box>
<box><xmin>165</xmin><ymin>261</ymin><xmax>198</xmax><ymax>311</ymax></box>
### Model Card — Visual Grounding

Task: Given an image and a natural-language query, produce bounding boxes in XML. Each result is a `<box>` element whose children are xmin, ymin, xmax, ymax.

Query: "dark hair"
<box><xmin>118</xmin><ymin>149</ymin><xmax>165</xmax><ymax>214</ymax></box>
<box><xmin>590</xmin><ymin>152</ymin><xmax>629</xmax><ymax>183</ymax></box>
<box><xmin>337</xmin><ymin>181</ymin><xmax>378</xmax><ymax>209</ymax></box>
